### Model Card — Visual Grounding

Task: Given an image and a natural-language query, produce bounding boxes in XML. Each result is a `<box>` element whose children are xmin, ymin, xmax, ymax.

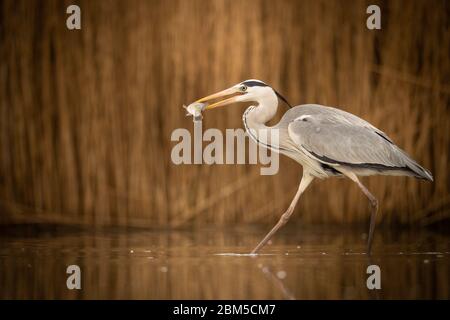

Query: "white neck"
<box><xmin>244</xmin><ymin>89</ymin><xmax>279</xmax><ymax>129</ymax></box>
<box><xmin>242</xmin><ymin>89</ymin><xmax>281</xmax><ymax>151</ymax></box>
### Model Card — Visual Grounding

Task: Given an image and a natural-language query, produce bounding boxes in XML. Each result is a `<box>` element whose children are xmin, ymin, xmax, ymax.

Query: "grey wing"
<box><xmin>283</xmin><ymin>105</ymin><xmax>432</xmax><ymax>180</ymax></box>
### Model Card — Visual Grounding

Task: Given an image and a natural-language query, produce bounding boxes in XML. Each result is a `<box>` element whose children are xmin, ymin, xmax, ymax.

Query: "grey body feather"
<box><xmin>268</xmin><ymin>104</ymin><xmax>433</xmax><ymax>181</ymax></box>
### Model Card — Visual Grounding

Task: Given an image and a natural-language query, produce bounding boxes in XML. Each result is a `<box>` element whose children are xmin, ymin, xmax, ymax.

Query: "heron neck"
<box><xmin>245</xmin><ymin>91</ymin><xmax>279</xmax><ymax>129</ymax></box>
<box><xmin>243</xmin><ymin>93</ymin><xmax>280</xmax><ymax>152</ymax></box>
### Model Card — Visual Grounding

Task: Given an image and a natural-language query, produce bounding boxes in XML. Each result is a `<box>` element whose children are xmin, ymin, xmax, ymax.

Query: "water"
<box><xmin>0</xmin><ymin>225</ymin><xmax>448</xmax><ymax>299</ymax></box>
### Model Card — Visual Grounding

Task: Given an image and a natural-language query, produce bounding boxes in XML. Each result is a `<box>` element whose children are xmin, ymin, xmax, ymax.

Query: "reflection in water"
<box><xmin>259</xmin><ymin>265</ymin><xmax>296</xmax><ymax>300</ymax></box>
<box><xmin>0</xmin><ymin>225</ymin><xmax>448</xmax><ymax>299</ymax></box>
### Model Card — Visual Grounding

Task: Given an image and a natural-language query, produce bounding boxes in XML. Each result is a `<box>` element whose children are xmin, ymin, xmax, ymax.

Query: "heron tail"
<box><xmin>402</xmin><ymin>153</ymin><xmax>433</xmax><ymax>181</ymax></box>
<box><xmin>408</xmin><ymin>163</ymin><xmax>433</xmax><ymax>181</ymax></box>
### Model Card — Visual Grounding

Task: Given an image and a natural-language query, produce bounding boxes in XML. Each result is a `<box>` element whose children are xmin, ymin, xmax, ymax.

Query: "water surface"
<box><xmin>0</xmin><ymin>225</ymin><xmax>448</xmax><ymax>299</ymax></box>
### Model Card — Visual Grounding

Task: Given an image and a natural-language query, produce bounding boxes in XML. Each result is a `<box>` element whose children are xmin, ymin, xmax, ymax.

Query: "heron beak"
<box><xmin>195</xmin><ymin>87</ymin><xmax>243</xmax><ymax>110</ymax></box>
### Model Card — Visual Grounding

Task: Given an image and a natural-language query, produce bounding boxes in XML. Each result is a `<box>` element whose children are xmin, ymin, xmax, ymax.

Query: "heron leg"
<box><xmin>344</xmin><ymin>172</ymin><xmax>379</xmax><ymax>255</ymax></box>
<box><xmin>250</xmin><ymin>173</ymin><xmax>314</xmax><ymax>254</ymax></box>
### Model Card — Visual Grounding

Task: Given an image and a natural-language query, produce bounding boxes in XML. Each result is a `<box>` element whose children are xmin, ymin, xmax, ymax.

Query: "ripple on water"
<box><xmin>214</xmin><ymin>253</ymin><xmax>271</xmax><ymax>257</ymax></box>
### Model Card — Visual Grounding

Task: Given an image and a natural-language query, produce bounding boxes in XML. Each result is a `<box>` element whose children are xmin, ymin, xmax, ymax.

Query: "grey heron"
<box><xmin>194</xmin><ymin>79</ymin><xmax>433</xmax><ymax>254</ymax></box>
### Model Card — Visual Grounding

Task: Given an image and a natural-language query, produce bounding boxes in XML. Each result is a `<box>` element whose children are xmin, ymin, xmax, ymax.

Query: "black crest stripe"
<box><xmin>274</xmin><ymin>90</ymin><xmax>293</xmax><ymax>108</ymax></box>
<box><xmin>242</xmin><ymin>80</ymin><xmax>292</xmax><ymax>108</ymax></box>
<box><xmin>242</xmin><ymin>80</ymin><xmax>267</xmax><ymax>87</ymax></box>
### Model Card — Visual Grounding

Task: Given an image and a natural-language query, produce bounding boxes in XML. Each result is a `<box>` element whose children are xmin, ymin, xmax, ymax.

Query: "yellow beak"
<box><xmin>196</xmin><ymin>87</ymin><xmax>243</xmax><ymax>110</ymax></box>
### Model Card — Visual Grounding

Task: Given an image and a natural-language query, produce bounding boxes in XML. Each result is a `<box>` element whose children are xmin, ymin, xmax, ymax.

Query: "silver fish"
<box><xmin>183</xmin><ymin>102</ymin><xmax>207</xmax><ymax>121</ymax></box>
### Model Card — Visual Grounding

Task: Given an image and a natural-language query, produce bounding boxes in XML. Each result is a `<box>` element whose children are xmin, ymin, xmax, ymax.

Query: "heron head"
<box><xmin>195</xmin><ymin>79</ymin><xmax>291</xmax><ymax>110</ymax></box>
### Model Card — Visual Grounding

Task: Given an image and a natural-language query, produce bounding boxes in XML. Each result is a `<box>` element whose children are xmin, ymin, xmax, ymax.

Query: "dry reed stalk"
<box><xmin>0</xmin><ymin>0</ymin><xmax>448</xmax><ymax>227</ymax></box>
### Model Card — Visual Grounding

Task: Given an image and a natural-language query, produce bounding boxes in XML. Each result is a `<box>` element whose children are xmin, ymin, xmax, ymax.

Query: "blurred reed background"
<box><xmin>0</xmin><ymin>0</ymin><xmax>448</xmax><ymax>228</ymax></box>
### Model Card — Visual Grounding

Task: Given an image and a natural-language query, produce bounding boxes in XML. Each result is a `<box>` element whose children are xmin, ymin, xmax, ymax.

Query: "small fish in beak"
<box><xmin>183</xmin><ymin>102</ymin><xmax>207</xmax><ymax>121</ymax></box>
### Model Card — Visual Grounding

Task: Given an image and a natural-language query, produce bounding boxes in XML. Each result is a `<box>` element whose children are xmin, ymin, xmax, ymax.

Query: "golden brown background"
<box><xmin>0</xmin><ymin>0</ymin><xmax>448</xmax><ymax>228</ymax></box>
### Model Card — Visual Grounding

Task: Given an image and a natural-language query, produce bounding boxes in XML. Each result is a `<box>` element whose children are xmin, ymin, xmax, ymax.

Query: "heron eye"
<box><xmin>239</xmin><ymin>85</ymin><xmax>247</xmax><ymax>92</ymax></box>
